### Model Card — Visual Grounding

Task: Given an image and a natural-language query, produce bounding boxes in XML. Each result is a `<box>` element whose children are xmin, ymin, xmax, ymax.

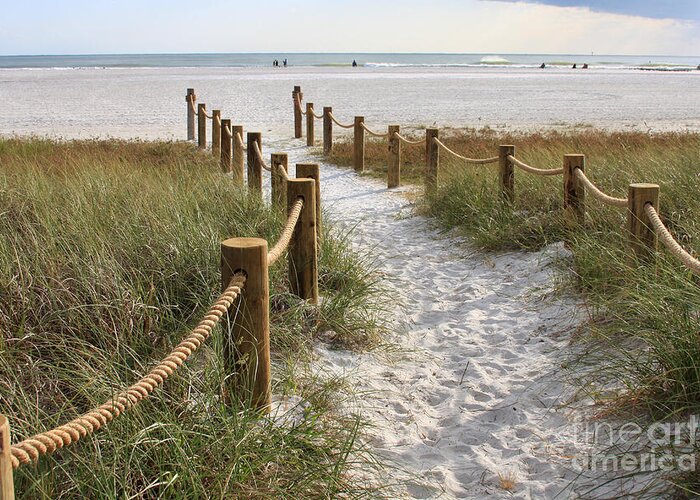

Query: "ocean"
<box><xmin>1</xmin><ymin>53</ymin><xmax>698</xmax><ymax>140</ymax></box>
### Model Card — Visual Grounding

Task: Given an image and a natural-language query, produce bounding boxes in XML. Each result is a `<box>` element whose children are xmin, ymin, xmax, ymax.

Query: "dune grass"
<box><xmin>329</xmin><ymin>128</ymin><xmax>700</xmax><ymax>495</ymax></box>
<box><xmin>0</xmin><ymin>138</ymin><xmax>386</xmax><ymax>498</ymax></box>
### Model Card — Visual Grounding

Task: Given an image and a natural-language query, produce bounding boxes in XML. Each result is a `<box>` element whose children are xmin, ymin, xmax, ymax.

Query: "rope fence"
<box><xmin>435</xmin><ymin>138</ymin><xmax>499</xmax><ymax>164</ymax></box>
<box><xmin>0</xmin><ymin>89</ymin><xmax>325</xmax><ymax>499</ymax></box>
<box><xmin>395</xmin><ymin>132</ymin><xmax>426</xmax><ymax>146</ymax></box>
<box><xmin>268</xmin><ymin>198</ymin><xmax>304</xmax><ymax>265</ymax></box>
<box><xmin>9</xmin><ymin>274</ymin><xmax>246</xmax><ymax>470</ymax></box>
<box><xmin>574</xmin><ymin>168</ymin><xmax>628</xmax><ymax>208</ymax></box>
<box><xmin>645</xmin><ymin>203</ymin><xmax>700</xmax><ymax>275</ymax></box>
<box><xmin>288</xmin><ymin>85</ymin><xmax>700</xmax><ymax>277</ymax></box>
<box><xmin>328</xmin><ymin>112</ymin><xmax>354</xmax><ymax>129</ymax></box>
<box><xmin>507</xmin><ymin>155</ymin><xmax>563</xmax><ymax>176</ymax></box>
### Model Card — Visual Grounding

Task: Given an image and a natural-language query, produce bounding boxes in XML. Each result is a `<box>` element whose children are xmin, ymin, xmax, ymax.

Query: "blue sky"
<box><xmin>0</xmin><ymin>0</ymin><xmax>698</xmax><ymax>56</ymax></box>
<box><xmin>494</xmin><ymin>0</ymin><xmax>700</xmax><ymax>21</ymax></box>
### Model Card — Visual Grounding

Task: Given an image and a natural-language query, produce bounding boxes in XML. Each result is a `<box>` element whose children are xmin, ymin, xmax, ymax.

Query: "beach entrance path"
<box><xmin>273</xmin><ymin>140</ymin><xmax>588</xmax><ymax>498</ymax></box>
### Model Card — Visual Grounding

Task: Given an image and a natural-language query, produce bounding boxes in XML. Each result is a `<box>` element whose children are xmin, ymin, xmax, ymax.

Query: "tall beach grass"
<box><xmin>329</xmin><ymin>128</ymin><xmax>700</xmax><ymax>495</ymax></box>
<box><xmin>0</xmin><ymin>138</ymin><xmax>386</xmax><ymax>498</ymax></box>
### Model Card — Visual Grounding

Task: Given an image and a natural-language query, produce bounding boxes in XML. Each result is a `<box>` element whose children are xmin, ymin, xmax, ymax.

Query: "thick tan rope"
<box><xmin>203</xmin><ymin>110</ymin><xmax>213</xmax><ymax>120</ymax></box>
<box><xmin>434</xmin><ymin>138</ymin><xmax>499</xmax><ymax>164</ymax></box>
<box><xmin>252</xmin><ymin>142</ymin><xmax>272</xmax><ymax>172</ymax></box>
<box><xmin>645</xmin><ymin>204</ymin><xmax>700</xmax><ymax>275</ymax></box>
<box><xmin>267</xmin><ymin>198</ymin><xmax>304</xmax><ymax>266</ymax></box>
<box><xmin>507</xmin><ymin>155</ymin><xmax>563</xmax><ymax>175</ymax></box>
<box><xmin>328</xmin><ymin>112</ymin><xmax>354</xmax><ymax>129</ymax></box>
<box><xmin>313</xmin><ymin>111</ymin><xmax>325</xmax><ymax>119</ymax></box>
<box><xmin>395</xmin><ymin>132</ymin><xmax>426</xmax><ymax>146</ymax></box>
<box><xmin>215</xmin><ymin>114</ymin><xmax>222</xmax><ymax>126</ymax></box>
<box><xmin>223</xmin><ymin>123</ymin><xmax>232</xmax><ymax>138</ymax></box>
<box><xmin>574</xmin><ymin>169</ymin><xmax>628</xmax><ymax>208</ymax></box>
<box><xmin>235</xmin><ymin>132</ymin><xmax>245</xmax><ymax>149</ymax></box>
<box><xmin>360</xmin><ymin>123</ymin><xmax>390</xmax><ymax>138</ymax></box>
<box><xmin>189</xmin><ymin>99</ymin><xmax>198</xmax><ymax>115</ymax></box>
<box><xmin>276</xmin><ymin>163</ymin><xmax>290</xmax><ymax>181</ymax></box>
<box><xmin>294</xmin><ymin>94</ymin><xmax>307</xmax><ymax>116</ymax></box>
<box><xmin>10</xmin><ymin>275</ymin><xmax>247</xmax><ymax>470</ymax></box>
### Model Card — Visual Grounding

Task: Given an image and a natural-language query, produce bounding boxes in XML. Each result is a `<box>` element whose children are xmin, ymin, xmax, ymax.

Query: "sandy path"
<box><xmin>270</xmin><ymin>140</ymin><xmax>590</xmax><ymax>498</ymax></box>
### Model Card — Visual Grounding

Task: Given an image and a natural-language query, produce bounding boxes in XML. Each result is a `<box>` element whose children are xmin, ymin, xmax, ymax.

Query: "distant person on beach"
<box><xmin>582</xmin><ymin>63</ymin><xmax>588</xmax><ymax>69</ymax></box>
<box><xmin>352</xmin><ymin>59</ymin><xmax>358</xmax><ymax>67</ymax></box>
<box><xmin>283</xmin><ymin>58</ymin><xmax>287</xmax><ymax>67</ymax></box>
<box><xmin>572</xmin><ymin>63</ymin><xmax>577</xmax><ymax>69</ymax></box>
<box><xmin>540</xmin><ymin>63</ymin><xmax>546</xmax><ymax>69</ymax></box>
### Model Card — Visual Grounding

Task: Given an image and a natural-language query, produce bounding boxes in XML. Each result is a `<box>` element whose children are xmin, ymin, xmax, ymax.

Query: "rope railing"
<box><xmin>394</xmin><ymin>132</ymin><xmax>425</xmax><ymax>146</ymax></box>
<box><xmin>10</xmin><ymin>274</ymin><xmax>247</xmax><ymax>470</ymax></box>
<box><xmin>277</xmin><ymin>163</ymin><xmax>290</xmax><ymax>181</ymax></box>
<box><xmin>294</xmin><ymin>94</ymin><xmax>307</xmax><ymax>116</ymax></box>
<box><xmin>267</xmin><ymin>198</ymin><xmax>304</xmax><ymax>265</ymax></box>
<box><xmin>507</xmin><ymin>155</ymin><xmax>564</xmax><ymax>176</ymax></box>
<box><xmin>360</xmin><ymin>122</ymin><xmax>390</xmax><ymax>138</ymax></box>
<box><xmin>312</xmin><ymin>110</ymin><xmax>324</xmax><ymax>119</ymax></box>
<box><xmin>328</xmin><ymin>112</ymin><xmax>354</xmax><ymax>129</ymax></box>
<box><xmin>252</xmin><ymin>141</ymin><xmax>272</xmax><ymax>172</ymax></box>
<box><xmin>235</xmin><ymin>132</ymin><xmax>245</xmax><ymax>149</ymax></box>
<box><xmin>434</xmin><ymin>138</ymin><xmax>499</xmax><ymax>164</ymax></box>
<box><xmin>574</xmin><ymin>169</ymin><xmax>628</xmax><ymax>207</ymax></box>
<box><xmin>645</xmin><ymin>204</ymin><xmax>700</xmax><ymax>275</ymax></box>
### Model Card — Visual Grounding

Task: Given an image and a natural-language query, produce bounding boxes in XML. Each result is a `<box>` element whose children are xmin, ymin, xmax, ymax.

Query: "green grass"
<box><xmin>0</xmin><ymin>138</ymin><xmax>386</xmax><ymax>498</ymax></box>
<box><xmin>329</xmin><ymin>128</ymin><xmax>700</xmax><ymax>495</ymax></box>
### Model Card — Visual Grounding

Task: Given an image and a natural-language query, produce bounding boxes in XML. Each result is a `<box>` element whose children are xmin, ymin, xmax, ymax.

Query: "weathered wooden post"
<box><xmin>306</xmin><ymin>103</ymin><xmax>315</xmax><ymax>147</ymax></box>
<box><xmin>388</xmin><ymin>125</ymin><xmax>401</xmax><ymax>189</ymax></box>
<box><xmin>0</xmin><ymin>415</ymin><xmax>15</xmax><ymax>500</ymax></box>
<box><xmin>563</xmin><ymin>154</ymin><xmax>585</xmax><ymax>224</ymax></box>
<box><xmin>293</xmin><ymin>86</ymin><xmax>303</xmax><ymax>138</ymax></box>
<box><xmin>354</xmin><ymin>116</ymin><xmax>365</xmax><ymax>173</ymax></box>
<box><xmin>425</xmin><ymin>128</ymin><xmax>439</xmax><ymax>195</ymax></box>
<box><xmin>499</xmin><ymin>145</ymin><xmax>515</xmax><ymax>202</ymax></box>
<box><xmin>197</xmin><ymin>103</ymin><xmax>207</xmax><ymax>150</ymax></box>
<box><xmin>212</xmin><ymin>110</ymin><xmax>221</xmax><ymax>159</ymax></box>
<box><xmin>220</xmin><ymin>119</ymin><xmax>232</xmax><ymax>174</ymax></box>
<box><xmin>287</xmin><ymin>179</ymin><xmax>318</xmax><ymax>303</ymax></box>
<box><xmin>220</xmin><ymin>238</ymin><xmax>271</xmax><ymax>412</ymax></box>
<box><xmin>627</xmin><ymin>183</ymin><xmax>660</xmax><ymax>262</ymax></box>
<box><xmin>296</xmin><ymin>163</ymin><xmax>322</xmax><ymax>245</ymax></box>
<box><xmin>323</xmin><ymin>106</ymin><xmax>333</xmax><ymax>155</ymax></box>
<box><xmin>232</xmin><ymin>125</ymin><xmax>245</xmax><ymax>183</ymax></box>
<box><xmin>186</xmin><ymin>88</ymin><xmax>196</xmax><ymax>141</ymax></box>
<box><xmin>271</xmin><ymin>153</ymin><xmax>288</xmax><ymax>210</ymax></box>
<box><xmin>247</xmin><ymin>132</ymin><xmax>263</xmax><ymax>196</ymax></box>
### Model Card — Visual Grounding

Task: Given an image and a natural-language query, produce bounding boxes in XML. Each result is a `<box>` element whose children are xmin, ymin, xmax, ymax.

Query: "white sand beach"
<box><xmin>263</xmin><ymin>138</ymin><xmax>603</xmax><ymax>498</ymax></box>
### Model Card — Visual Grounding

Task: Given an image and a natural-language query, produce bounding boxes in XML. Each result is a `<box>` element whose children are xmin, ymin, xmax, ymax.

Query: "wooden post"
<box><xmin>247</xmin><ymin>132</ymin><xmax>262</xmax><ymax>196</ymax></box>
<box><xmin>627</xmin><ymin>183</ymin><xmax>660</xmax><ymax>262</ymax></box>
<box><xmin>197</xmin><ymin>103</ymin><xmax>207</xmax><ymax>150</ymax></box>
<box><xmin>271</xmin><ymin>153</ymin><xmax>288</xmax><ymax>210</ymax></box>
<box><xmin>499</xmin><ymin>145</ymin><xmax>515</xmax><ymax>202</ymax></box>
<box><xmin>354</xmin><ymin>116</ymin><xmax>365</xmax><ymax>173</ymax></box>
<box><xmin>306</xmin><ymin>103</ymin><xmax>314</xmax><ymax>147</ymax></box>
<box><xmin>212</xmin><ymin>110</ymin><xmax>221</xmax><ymax>159</ymax></box>
<box><xmin>323</xmin><ymin>106</ymin><xmax>333</xmax><ymax>155</ymax></box>
<box><xmin>296</xmin><ymin>163</ymin><xmax>322</xmax><ymax>245</ymax></box>
<box><xmin>220</xmin><ymin>238</ymin><xmax>271</xmax><ymax>412</ymax></box>
<box><xmin>0</xmin><ymin>415</ymin><xmax>15</xmax><ymax>500</ymax></box>
<box><xmin>563</xmin><ymin>154</ymin><xmax>585</xmax><ymax>224</ymax></box>
<box><xmin>220</xmin><ymin>119</ymin><xmax>232</xmax><ymax>174</ymax></box>
<box><xmin>186</xmin><ymin>88</ymin><xmax>196</xmax><ymax>141</ymax></box>
<box><xmin>232</xmin><ymin>125</ymin><xmax>245</xmax><ymax>183</ymax></box>
<box><xmin>293</xmin><ymin>86</ymin><xmax>303</xmax><ymax>139</ymax></box>
<box><xmin>287</xmin><ymin>179</ymin><xmax>318</xmax><ymax>303</ymax></box>
<box><xmin>388</xmin><ymin>125</ymin><xmax>401</xmax><ymax>189</ymax></box>
<box><xmin>425</xmin><ymin>128</ymin><xmax>439</xmax><ymax>195</ymax></box>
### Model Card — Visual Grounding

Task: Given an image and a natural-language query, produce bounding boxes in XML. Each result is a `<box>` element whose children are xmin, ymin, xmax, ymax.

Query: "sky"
<box><xmin>0</xmin><ymin>0</ymin><xmax>698</xmax><ymax>56</ymax></box>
